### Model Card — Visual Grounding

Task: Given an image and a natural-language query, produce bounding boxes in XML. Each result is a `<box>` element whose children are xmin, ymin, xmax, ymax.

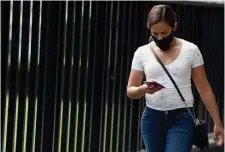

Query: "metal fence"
<box><xmin>2</xmin><ymin>1</ymin><xmax>224</xmax><ymax>152</ymax></box>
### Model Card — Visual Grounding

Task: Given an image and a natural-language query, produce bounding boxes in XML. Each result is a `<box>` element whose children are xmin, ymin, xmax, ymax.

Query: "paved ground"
<box><xmin>191</xmin><ymin>144</ymin><xmax>224</xmax><ymax>152</ymax></box>
<box><xmin>138</xmin><ymin>133</ymin><xmax>224</xmax><ymax>152</ymax></box>
<box><xmin>138</xmin><ymin>144</ymin><xmax>224</xmax><ymax>152</ymax></box>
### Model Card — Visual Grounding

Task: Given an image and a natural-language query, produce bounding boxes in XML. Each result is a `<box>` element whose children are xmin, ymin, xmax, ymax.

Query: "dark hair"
<box><xmin>147</xmin><ymin>5</ymin><xmax>177</xmax><ymax>29</ymax></box>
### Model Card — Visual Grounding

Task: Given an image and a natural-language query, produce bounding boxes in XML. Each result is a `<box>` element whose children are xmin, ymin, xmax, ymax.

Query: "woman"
<box><xmin>127</xmin><ymin>4</ymin><xmax>224</xmax><ymax>152</ymax></box>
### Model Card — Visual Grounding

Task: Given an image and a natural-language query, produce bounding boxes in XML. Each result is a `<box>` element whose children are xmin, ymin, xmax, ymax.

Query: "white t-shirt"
<box><xmin>131</xmin><ymin>39</ymin><xmax>204</xmax><ymax>111</ymax></box>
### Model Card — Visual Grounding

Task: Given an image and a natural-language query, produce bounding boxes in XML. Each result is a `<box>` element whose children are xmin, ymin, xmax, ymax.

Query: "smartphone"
<box><xmin>143</xmin><ymin>81</ymin><xmax>165</xmax><ymax>88</ymax></box>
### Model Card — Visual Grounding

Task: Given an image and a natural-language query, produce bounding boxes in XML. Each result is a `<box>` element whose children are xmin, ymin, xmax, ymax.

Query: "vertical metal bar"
<box><xmin>116</xmin><ymin>2</ymin><xmax>125</xmax><ymax>152</ymax></box>
<box><xmin>66</xmin><ymin>93</ymin><xmax>72</xmax><ymax>152</ymax></box>
<box><xmin>3</xmin><ymin>1</ymin><xmax>13</xmax><ymax>152</ymax></box>
<box><xmin>88</xmin><ymin>2</ymin><xmax>98</xmax><ymax>152</ymax></box>
<box><xmin>98</xmin><ymin>2</ymin><xmax>109</xmax><ymax>152</ymax></box>
<box><xmin>22</xmin><ymin>1</ymin><xmax>33</xmax><ymax>152</ymax></box>
<box><xmin>140</xmin><ymin>98</ymin><xmax>145</xmax><ymax>150</ymax></box>
<box><xmin>66</xmin><ymin>2</ymin><xmax>76</xmax><ymax>152</ymax></box>
<box><xmin>40</xmin><ymin>2</ymin><xmax>50</xmax><ymax>152</ymax></box>
<box><xmin>121</xmin><ymin>3</ymin><xmax>127</xmax><ymax>151</ymax></box>
<box><xmin>81</xmin><ymin>1</ymin><xmax>92</xmax><ymax>152</ymax></box>
<box><xmin>133</xmin><ymin>3</ymin><xmax>139</xmax><ymax>151</ymax></box>
<box><xmin>73</xmin><ymin>1</ymin><xmax>84</xmax><ymax>151</ymax></box>
<box><xmin>139</xmin><ymin>99</ymin><xmax>143</xmax><ymax>151</ymax></box>
<box><xmin>128</xmin><ymin>3</ymin><xmax>133</xmax><ymax>150</ymax></box>
<box><xmin>12</xmin><ymin>1</ymin><xmax>23</xmax><ymax>152</ymax></box>
<box><xmin>58</xmin><ymin>100</ymin><xmax>64</xmax><ymax>152</ymax></box>
<box><xmin>207</xmin><ymin>9</ymin><xmax>213</xmax><ymax>132</ymax></box>
<box><xmin>103</xmin><ymin>2</ymin><xmax>113</xmax><ymax>152</ymax></box>
<box><xmin>32</xmin><ymin>1</ymin><xmax>42</xmax><ymax>152</ymax></box>
<box><xmin>58</xmin><ymin>1</ymin><xmax>68</xmax><ymax>152</ymax></box>
<box><xmin>109</xmin><ymin>1</ymin><xmax>119</xmax><ymax>152</ymax></box>
<box><xmin>137</xmin><ymin>100</ymin><xmax>142</xmax><ymax>151</ymax></box>
<box><xmin>128</xmin><ymin>108</ymin><xmax>133</xmax><ymax>151</ymax></box>
<box><xmin>122</xmin><ymin>2</ymin><xmax>132</xmax><ymax>152</ymax></box>
<box><xmin>52</xmin><ymin>2</ymin><xmax>62</xmax><ymax>152</ymax></box>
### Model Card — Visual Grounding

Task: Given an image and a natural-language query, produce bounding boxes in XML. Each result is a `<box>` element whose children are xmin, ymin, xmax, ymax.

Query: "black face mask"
<box><xmin>151</xmin><ymin>30</ymin><xmax>175</xmax><ymax>51</ymax></box>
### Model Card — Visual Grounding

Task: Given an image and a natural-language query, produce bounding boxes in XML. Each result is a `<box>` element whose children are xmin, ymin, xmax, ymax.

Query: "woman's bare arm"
<box><xmin>127</xmin><ymin>69</ymin><xmax>162</xmax><ymax>99</ymax></box>
<box><xmin>127</xmin><ymin>69</ymin><xmax>145</xmax><ymax>99</ymax></box>
<box><xmin>192</xmin><ymin>65</ymin><xmax>222</xmax><ymax>126</ymax></box>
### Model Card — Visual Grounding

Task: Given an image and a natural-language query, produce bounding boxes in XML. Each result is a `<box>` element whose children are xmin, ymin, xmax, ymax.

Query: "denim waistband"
<box><xmin>144</xmin><ymin>106</ymin><xmax>194</xmax><ymax>115</ymax></box>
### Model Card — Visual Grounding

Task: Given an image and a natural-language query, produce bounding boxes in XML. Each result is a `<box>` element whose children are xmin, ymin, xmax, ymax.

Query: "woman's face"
<box><xmin>150</xmin><ymin>21</ymin><xmax>176</xmax><ymax>40</ymax></box>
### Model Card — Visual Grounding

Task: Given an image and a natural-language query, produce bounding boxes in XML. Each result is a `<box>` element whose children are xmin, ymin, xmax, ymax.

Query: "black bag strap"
<box><xmin>148</xmin><ymin>44</ymin><xmax>199</xmax><ymax>125</ymax></box>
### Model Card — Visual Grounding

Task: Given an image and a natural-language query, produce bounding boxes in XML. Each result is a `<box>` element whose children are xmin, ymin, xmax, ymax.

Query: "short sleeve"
<box><xmin>192</xmin><ymin>45</ymin><xmax>204</xmax><ymax>68</ymax></box>
<box><xmin>131</xmin><ymin>47</ymin><xmax>144</xmax><ymax>71</ymax></box>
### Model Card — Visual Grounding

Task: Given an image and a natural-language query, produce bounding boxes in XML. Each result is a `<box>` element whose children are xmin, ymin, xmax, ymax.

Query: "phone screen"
<box><xmin>143</xmin><ymin>81</ymin><xmax>165</xmax><ymax>88</ymax></box>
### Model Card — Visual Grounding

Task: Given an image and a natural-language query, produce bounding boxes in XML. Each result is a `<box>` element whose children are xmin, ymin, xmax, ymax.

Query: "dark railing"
<box><xmin>2</xmin><ymin>1</ymin><xmax>224</xmax><ymax>152</ymax></box>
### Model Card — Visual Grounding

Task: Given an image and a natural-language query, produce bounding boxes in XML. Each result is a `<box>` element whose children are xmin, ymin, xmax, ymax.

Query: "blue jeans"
<box><xmin>141</xmin><ymin>106</ymin><xmax>195</xmax><ymax>152</ymax></box>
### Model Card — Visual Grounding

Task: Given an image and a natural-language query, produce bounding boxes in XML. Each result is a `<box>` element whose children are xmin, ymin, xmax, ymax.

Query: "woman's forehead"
<box><xmin>151</xmin><ymin>21</ymin><xmax>171</xmax><ymax>32</ymax></box>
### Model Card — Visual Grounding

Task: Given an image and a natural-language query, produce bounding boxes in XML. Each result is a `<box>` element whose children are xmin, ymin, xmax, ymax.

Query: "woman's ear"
<box><xmin>173</xmin><ymin>22</ymin><xmax>177</xmax><ymax>31</ymax></box>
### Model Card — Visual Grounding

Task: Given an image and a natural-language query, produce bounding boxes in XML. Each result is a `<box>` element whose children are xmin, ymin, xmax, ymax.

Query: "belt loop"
<box><xmin>165</xmin><ymin>110</ymin><xmax>168</xmax><ymax>120</ymax></box>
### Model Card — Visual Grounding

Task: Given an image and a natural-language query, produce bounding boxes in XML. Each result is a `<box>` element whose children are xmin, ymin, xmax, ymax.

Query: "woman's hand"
<box><xmin>140</xmin><ymin>84</ymin><xmax>163</xmax><ymax>94</ymax></box>
<box><xmin>214</xmin><ymin>124</ymin><xmax>224</xmax><ymax>146</ymax></box>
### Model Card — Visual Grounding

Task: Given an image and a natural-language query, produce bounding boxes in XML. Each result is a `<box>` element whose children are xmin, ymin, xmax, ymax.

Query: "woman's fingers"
<box><xmin>215</xmin><ymin>132</ymin><xmax>224</xmax><ymax>146</ymax></box>
<box><xmin>145</xmin><ymin>86</ymin><xmax>162</xmax><ymax>94</ymax></box>
<box><xmin>217</xmin><ymin>139</ymin><xmax>223</xmax><ymax>146</ymax></box>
